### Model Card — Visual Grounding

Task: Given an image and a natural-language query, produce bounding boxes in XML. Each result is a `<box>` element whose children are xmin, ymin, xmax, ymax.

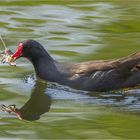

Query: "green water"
<box><xmin>0</xmin><ymin>0</ymin><xmax>140</xmax><ymax>139</ymax></box>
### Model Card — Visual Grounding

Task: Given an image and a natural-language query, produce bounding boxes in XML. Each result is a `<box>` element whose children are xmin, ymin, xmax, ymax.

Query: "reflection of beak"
<box><xmin>15</xmin><ymin>111</ymin><xmax>22</xmax><ymax>120</ymax></box>
<box><xmin>0</xmin><ymin>104</ymin><xmax>22</xmax><ymax>120</ymax></box>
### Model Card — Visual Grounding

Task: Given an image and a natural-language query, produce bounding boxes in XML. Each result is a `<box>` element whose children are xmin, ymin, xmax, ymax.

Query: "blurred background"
<box><xmin>0</xmin><ymin>0</ymin><xmax>140</xmax><ymax>139</ymax></box>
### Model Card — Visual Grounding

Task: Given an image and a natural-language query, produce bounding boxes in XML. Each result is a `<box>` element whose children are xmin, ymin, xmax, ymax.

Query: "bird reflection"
<box><xmin>16</xmin><ymin>80</ymin><xmax>51</xmax><ymax>121</ymax></box>
<box><xmin>1</xmin><ymin>75</ymin><xmax>140</xmax><ymax>121</ymax></box>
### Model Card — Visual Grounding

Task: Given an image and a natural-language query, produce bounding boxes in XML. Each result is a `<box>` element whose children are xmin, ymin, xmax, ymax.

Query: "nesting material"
<box><xmin>0</xmin><ymin>49</ymin><xmax>16</xmax><ymax>66</ymax></box>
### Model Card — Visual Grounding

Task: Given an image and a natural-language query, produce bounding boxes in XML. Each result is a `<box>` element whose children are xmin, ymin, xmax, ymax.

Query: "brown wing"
<box><xmin>69</xmin><ymin>60</ymin><xmax>119</xmax><ymax>75</ymax></box>
<box><xmin>69</xmin><ymin>51</ymin><xmax>140</xmax><ymax>75</ymax></box>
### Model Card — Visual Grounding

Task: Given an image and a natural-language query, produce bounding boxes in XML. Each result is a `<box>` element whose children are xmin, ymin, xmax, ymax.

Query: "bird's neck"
<box><xmin>30</xmin><ymin>54</ymin><xmax>64</xmax><ymax>82</ymax></box>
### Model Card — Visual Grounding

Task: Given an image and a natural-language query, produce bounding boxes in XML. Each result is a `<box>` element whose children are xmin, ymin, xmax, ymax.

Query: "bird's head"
<box><xmin>11</xmin><ymin>40</ymin><xmax>48</xmax><ymax>62</ymax></box>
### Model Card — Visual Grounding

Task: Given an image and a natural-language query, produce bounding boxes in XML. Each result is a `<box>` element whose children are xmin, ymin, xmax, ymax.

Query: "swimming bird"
<box><xmin>10</xmin><ymin>40</ymin><xmax>140</xmax><ymax>92</ymax></box>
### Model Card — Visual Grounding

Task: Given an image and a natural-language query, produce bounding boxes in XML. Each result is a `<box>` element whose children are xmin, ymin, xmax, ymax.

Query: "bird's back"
<box><xmin>62</xmin><ymin>52</ymin><xmax>140</xmax><ymax>91</ymax></box>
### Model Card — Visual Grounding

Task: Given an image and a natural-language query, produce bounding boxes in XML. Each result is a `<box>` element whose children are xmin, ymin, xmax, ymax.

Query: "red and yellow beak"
<box><xmin>10</xmin><ymin>43</ymin><xmax>23</xmax><ymax>62</ymax></box>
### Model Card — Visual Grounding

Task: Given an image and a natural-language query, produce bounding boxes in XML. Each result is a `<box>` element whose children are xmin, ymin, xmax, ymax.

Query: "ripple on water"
<box><xmin>0</xmin><ymin>0</ymin><xmax>140</xmax><ymax>139</ymax></box>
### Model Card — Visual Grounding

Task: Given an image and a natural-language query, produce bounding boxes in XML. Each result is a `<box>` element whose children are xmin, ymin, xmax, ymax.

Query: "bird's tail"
<box><xmin>116</xmin><ymin>51</ymin><xmax>140</xmax><ymax>72</ymax></box>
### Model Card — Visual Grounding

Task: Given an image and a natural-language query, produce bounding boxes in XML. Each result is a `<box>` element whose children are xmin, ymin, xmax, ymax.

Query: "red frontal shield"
<box><xmin>12</xmin><ymin>43</ymin><xmax>23</xmax><ymax>59</ymax></box>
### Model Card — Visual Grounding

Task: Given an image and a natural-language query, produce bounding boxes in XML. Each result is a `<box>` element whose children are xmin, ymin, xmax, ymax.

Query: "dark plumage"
<box><xmin>12</xmin><ymin>40</ymin><xmax>140</xmax><ymax>92</ymax></box>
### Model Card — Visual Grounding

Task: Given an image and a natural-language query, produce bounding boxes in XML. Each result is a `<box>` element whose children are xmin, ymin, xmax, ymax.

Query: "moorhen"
<box><xmin>10</xmin><ymin>40</ymin><xmax>140</xmax><ymax>92</ymax></box>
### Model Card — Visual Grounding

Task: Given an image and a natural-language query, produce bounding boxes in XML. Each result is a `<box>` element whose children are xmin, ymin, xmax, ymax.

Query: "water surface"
<box><xmin>0</xmin><ymin>0</ymin><xmax>140</xmax><ymax>139</ymax></box>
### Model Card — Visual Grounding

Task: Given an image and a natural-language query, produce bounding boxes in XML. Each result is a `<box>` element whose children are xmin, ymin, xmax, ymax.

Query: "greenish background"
<box><xmin>0</xmin><ymin>0</ymin><xmax>140</xmax><ymax>139</ymax></box>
